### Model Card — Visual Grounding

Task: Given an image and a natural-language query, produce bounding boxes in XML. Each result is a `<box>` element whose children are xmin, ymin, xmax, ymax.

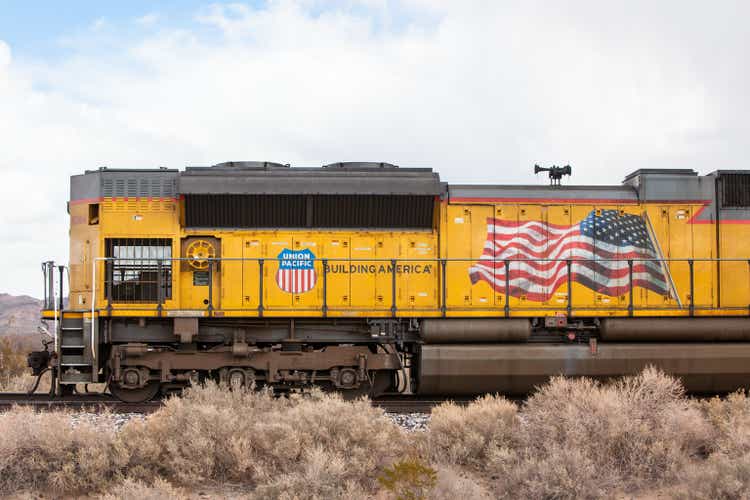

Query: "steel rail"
<box><xmin>0</xmin><ymin>393</ymin><xmax>482</xmax><ymax>414</ymax></box>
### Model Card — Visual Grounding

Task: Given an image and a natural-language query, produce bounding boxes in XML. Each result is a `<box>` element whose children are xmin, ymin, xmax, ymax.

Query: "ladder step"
<box><xmin>60</xmin><ymin>373</ymin><xmax>94</xmax><ymax>383</ymax></box>
<box><xmin>60</xmin><ymin>354</ymin><xmax>88</xmax><ymax>365</ymax></box>
<box><xmin>61</xmin><ymin>345</ymin><xmax>85</xmax><ymax>349</ymax></box>
<box><xmin>61</xmin><ymin>327</ymin><xmax>83</xmax><ymax>331</ymax></box>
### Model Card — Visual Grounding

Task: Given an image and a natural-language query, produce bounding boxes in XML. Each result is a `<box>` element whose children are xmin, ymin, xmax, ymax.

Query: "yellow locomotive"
<box><xmin>31</xmin><ymin>162</ymin><xmax>750</xmax><ymax>401</ymax></box>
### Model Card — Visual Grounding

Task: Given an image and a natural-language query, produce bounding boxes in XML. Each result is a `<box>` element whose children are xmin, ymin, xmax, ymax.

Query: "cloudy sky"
<box><xmin>1</xmin><ymin>1</ymin><xmax>748</xmax><ymax>296</ymax></box>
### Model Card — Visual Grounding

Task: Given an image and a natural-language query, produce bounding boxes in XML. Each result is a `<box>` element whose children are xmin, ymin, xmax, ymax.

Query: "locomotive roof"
<box><xmin>449</xmin><ymin>184</ymin><xmax>638</xmax><ymax>203</ymax></box>
<box><xmin>179</xmin><ymin>162</ymin><xmax>445</xmax><ymax>196</ymax></box>
<box><xmin>70</xmin><ymin>164</ymin><xmax>749</xmax><ymax>212</ymax></box>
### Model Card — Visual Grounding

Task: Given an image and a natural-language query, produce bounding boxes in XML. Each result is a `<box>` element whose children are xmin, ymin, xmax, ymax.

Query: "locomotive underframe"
<box><xmin>64</xmin><ymin>314</ymin><xmax>750</xmax><ymax>401</ymax></box>
<box><xmin>101</xmin><ymin>317</ymin><xmax>412</xmax><ymax>399</ymax></box>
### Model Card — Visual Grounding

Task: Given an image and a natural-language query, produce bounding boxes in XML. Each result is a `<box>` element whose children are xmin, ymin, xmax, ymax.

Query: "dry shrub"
<box><xmin>0</xmin><ymin>372</ymin><xmax>52</xmax><ymax>393</ymax></box>
<box><xmin>5</xmin><ymin>368</ymin><xmax>750</xmax><ymax>498</ymax></box>
<box><xmin>424</xmin><ymin>367</ymin><xmax>715</xmax><ymax>499</ymax></box>
<box><xmin>117</xmin><ymin>383</ymin><xmax>403</xmax><ymax>498</ymax></box>
<box><xmin>252</xmin><ymin>449</ymin><xmax>372</xmax><ymax>500</ymax></box>
<box><xmin>511</xmin><ymin>367</ymin><xmax>711</xmax><ymax>494</ymax></box>
<box><xmin>677</xmin><ymin>452</ymin><xmax>750</xmax><ymax>500</ymax></box>
<box><xmin>0</xmin><ymin>383</ymin><xmax>404</xmax><ymax>498</ymax></box>
<box><xmin>701</xmin><ymin>390</ymin><xmax>750</xmax><ymax>455</ymax></box>
<box><xmin>675</xmin><ymin>391</ymin><xmax>750</xmax><ymax>499</ymax></box>
<box><xmin>0</xmin><ymin>406</ymin><xmax>120</xmax><ymax>495</ymax></box>
<box><xmin>429</xmin><ymin>465</ymin><xmax>492</xmax><ymax>500</ymax></box>
<box><xmin>377</xmin><ymin>457</ymin><xmax>437</xmax><ymax>500</ymax></box>
<box><xmin>424</xmin><ymin>394</ymin><xmax>518</xmax><ymax>466</ymax></box>
<box><xmin>97</xmin><ymin>478</ymin><xmax>186</xmax><ymax>500</ymax></box>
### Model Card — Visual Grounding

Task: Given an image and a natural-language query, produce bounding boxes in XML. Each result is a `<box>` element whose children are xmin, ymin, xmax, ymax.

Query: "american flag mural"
<box><xmin>276</xmin><ymin>248</ymin><xmax>317</xmax><ymax>294</ymax></box>
<box><xmin>469</xmin><ymin>210</ymin><xmax>670</xmax><ymax>302</ymax></box>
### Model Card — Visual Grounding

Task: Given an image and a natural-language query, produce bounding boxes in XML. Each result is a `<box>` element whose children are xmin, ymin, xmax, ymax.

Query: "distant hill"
<box><xmin>0</xmin><ymin>293</ymin><xmax>42</xmax><ymax>337</ymax></box>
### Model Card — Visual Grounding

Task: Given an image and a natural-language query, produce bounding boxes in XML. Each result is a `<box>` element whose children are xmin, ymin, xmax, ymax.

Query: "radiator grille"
<box><xmin>102</xmin><ymin>177</ymin><xmax>176</xmax><ymax>198</ymax></box>
<box><xmin>721</xmin><ymin>174</ymin><xmax>750</xmax><ymax>208</ymax></box>
<box><xmin>184</xmin><ymin>194</ymin><xmax>434</xmax><ymax>229</ymax></box>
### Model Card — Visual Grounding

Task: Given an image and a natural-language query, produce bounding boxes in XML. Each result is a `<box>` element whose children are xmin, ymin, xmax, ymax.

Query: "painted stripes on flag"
<box><xmin>469</xmin><ymin>210</ymin><xmax>670</xmax><ymax>302</ymax></box>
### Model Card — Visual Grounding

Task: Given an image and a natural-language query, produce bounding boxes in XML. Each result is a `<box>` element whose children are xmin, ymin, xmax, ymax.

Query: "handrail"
<box><xmin>84</xmin><ymin>256</ymin><xmax>750</xmax><ymax>317</ymax></box>
<box><xmin>91</xmin><ymin>257</ymin><xmax>96</xmax><ymax>361</ymax></box>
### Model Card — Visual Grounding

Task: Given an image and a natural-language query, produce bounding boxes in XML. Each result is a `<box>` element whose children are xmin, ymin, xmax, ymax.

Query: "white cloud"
<box><xmin>0</xmin><ymin>40</ymin><xmax>10</xmax><ymax>69</ymax></box>
<box><xmin>136</xmin><ymin>13</ymin><xmax>160</xmax><ymax>26</ymax></box>
<box><xmin>91</xmin><ymin>17</ymin><xmax>108</xmax><ymax>31</ymax></box>
<box><xmin>1</xmin><ymin>1</ymin><xmax>749</xmax><ymax>295</ymax></box>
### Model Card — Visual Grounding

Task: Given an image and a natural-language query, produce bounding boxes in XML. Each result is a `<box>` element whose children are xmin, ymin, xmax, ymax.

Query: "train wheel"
<box><xmin>110</xmin><ymin>381</ymin><xmax>161</xmax><ymax>403</ymax></box>
<box><xmin>338</xmin><ymin>371</ymin><xmax>393</xmax><ymax>399</ymax></box>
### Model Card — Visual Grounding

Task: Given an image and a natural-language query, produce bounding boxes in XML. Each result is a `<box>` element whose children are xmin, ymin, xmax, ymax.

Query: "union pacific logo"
<box><xmin>276</xmin><ymin>248</ymin><xmax>317</xmax><ymax>294</ymax></box>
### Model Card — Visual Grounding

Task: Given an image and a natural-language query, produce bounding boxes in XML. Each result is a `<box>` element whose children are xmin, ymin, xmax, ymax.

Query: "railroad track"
<box><xmin>0</xmin><ymin>393</ymin><xmax>163</xmax><ymax>413</ymax></box>
<box><xmin>0</xmin><ymin>393</ymin><xmax>474</xmax><ymax>414</ymax></box>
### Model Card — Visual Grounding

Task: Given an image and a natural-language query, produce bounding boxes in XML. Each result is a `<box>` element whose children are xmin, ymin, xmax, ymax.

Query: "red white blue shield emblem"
<box><xmin>275</xmin><ymin>248</ymin><xmax>317</xmax><ymax>293</ymax></box>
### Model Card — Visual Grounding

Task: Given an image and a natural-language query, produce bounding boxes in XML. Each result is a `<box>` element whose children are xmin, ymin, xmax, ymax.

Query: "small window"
<box><xmin>104</xmin><ymin>238</ymin><xmax>172</xmax><ymax>302</ymax></box>
<box><xmin>88</xmin><ymin>203</ymin><xmax>100</xmax><ymax>225</ymax></box>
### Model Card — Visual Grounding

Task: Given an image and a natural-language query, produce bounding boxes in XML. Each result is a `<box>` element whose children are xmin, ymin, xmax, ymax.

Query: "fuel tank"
<box><xmin>418</xmin><ymin>343</ymin><xmax>750</xmax><ymax>395</ymax></box>
<box><xmin>600</xmin><ymin>318</ymin><xmax>750</xmax><ymax>342</ymax></box>
<box><xmin>420</xmin><ymin>319</ymin><xmax>531</xmax><ymax>343</ymax></box>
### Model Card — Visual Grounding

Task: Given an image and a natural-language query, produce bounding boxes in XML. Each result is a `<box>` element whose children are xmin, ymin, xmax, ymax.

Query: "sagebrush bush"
<box><xmin>377</xmin><ymin>457</ymin><xmax>437</xmax><ymax>500</ymax></box>
<box><xmin>0</xmin><ymin>385</ymin><xmax>404</xmax><ymax>498</ymax></box>
<box><xmin>701</xmin><ymin>390</ymin><xmax>750</xmax><ymax>456</ymax></box>
<box><xmin>677</xmin><ymin>451</ymin><xmax>750</xmax><ymax>500</ymax></box>
<box><xmin>429</xmin><ymin>465</ymin><xmax>492</xmax><ymax>500</ymax></box>
<box><xmin>516</xmin><ymin>367</ymin><xmax>712</xmax><ymax>492</ymax></box>
<box><xmin>117</xmin><ymin>383</ymin><xmax>403</xmax><ymax>497</ymax></box>
<box><xmin>0</xmin><ymin>372</ymin><xmax>52</xmax><ymax>393</ymax></box>
<box><xmin>97</xmin><ymin>478</ymin><xmax>186</xmax><ymax>500</ymax></box>
<box><xmin>673</xmin><ymin>391</ymin><xmax>750</xmax><ymax>499</ymax></box>
<box><xmin>0</xmin><ymin>406</ymin><xmax>121</xmax><ymax>495</ymax></box>
<box><xmin>424</xmin><ymin>394</ymin><xmax>518</xmax><ymax>467</ymax></box>
<box><xmin>2</xmin><ymin>368</ymin><xmax>750</xmax><ymax>498</ymax></box>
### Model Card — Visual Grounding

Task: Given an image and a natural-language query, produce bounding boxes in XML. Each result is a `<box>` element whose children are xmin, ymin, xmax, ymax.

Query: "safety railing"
<box><xmin>90</xmin><ymin>257</ymin><xmax>750</xmax><ymax>317</ymax></box>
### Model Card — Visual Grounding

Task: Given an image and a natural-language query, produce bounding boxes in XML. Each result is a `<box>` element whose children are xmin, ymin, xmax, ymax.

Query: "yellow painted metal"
<box><xmin>439</xmin><ymin>200</ymin><xmax>747</xmax><ymax>317</ymax></box>
<box><xmin>241</xmin><ymin>237</ymin><xmax>262</xmax><ymax>310</ymax></box>
<box><xmin>68</xmin><ymin>202</ymin><xmax>98</xmax><ymax>309</ymax></box>
<box><xmin>720</xmin><ymin>223</ymin><xmax>750</xmax><ymax>308</ymax></box>
<box><xmin>64</xmin><ymin>195</ymin><xmax>750</xmax><ymax>318</ymax></box>
<box><xmin>350</xmin><ymin>234</ymin><xmax>376</xmax><ymax>309</ymax></box>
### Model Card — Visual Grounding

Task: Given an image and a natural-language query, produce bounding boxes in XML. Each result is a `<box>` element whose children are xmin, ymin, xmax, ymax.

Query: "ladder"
<box><xmin>58</xmin><ymin>311</ymin><xmax>97</xmax><ymax>386</ymax></box>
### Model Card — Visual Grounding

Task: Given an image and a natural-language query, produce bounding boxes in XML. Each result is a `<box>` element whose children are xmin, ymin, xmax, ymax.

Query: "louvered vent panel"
<box><xmin>99</xmin><ymin>174</ymin><xmax>177</xmax><ymax>211</ymax></box>
<box><xmin>721</xmin><ymin>174</ymin><xmax>750</xmax><ymax>208</ymax></box>
<box><xmin>102</xmin><ymin>179</ymin><xmax>114</xmax><ymax>197</ymax></box>
<box><xmin>184</xmin><ymin>194</ymin><xmax>434</xmax><ymax>229</ymax></box>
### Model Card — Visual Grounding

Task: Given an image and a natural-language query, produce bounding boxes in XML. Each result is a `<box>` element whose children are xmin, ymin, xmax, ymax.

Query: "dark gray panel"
<box><xmin>212</xmin><ymin>161</ymin><xmax>289</xmax><ymax>169</ymax></box>
<box><xmin>623</xmin><ymin>169</ymin><xmax>697</xmax><ymax>182</ymax></box>
<box><xmin>70</xmin><ymin>172</ymin><xmax>101</xmax><ymax>201</ymax></box>
<box><xmin>628</xmin><ymin>175</ymin><xmax>706</xmax><ymax>201</ymax></box>
<box><xmin>449</xmin><ymin>184</ymin><xmax>637</xmax><ymax>202</ymax></box>
<box><xmin>179</xmin><ymin>167</ymin><xmax>443</xmax><ymax>196</ymax></box>
<box><xmin>70</xmin><ymin>169</ymin><xmax>179</xmax><ymax>202</ymax></box>
<box><xmin>719</xmin><ymin>173</ymin><xmax>750</xmax><ymax>208</ymax></box>
<box><xmin>322</xmin><ymin>162</ymin><xmax>399</xmax><ymax>169</ymax></box>
<box><xmin>100</xmin><ymin>170</ymin><xmax>178</xmax><ymax>198</ymax></box>
<box><xmin>419</xmin><ymin>343</ymin><xmax>750</xmax><ymax>395</ymax></box>
<box><xmin>184</xmin><ymin>194</ymin><xmax>435</xmax><ymax>229</ymax></box>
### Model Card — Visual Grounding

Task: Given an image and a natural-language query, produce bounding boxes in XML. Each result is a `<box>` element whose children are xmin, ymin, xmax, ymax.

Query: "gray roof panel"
<box><xmin>449</xmin><ymin>184</ymin><xmax>638</xmax><ymax>203</ymax></box>
<box><xmin>179</xmin><ymin>167</ymin><xmax>444</xmax><ymax>196</ymax></box>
